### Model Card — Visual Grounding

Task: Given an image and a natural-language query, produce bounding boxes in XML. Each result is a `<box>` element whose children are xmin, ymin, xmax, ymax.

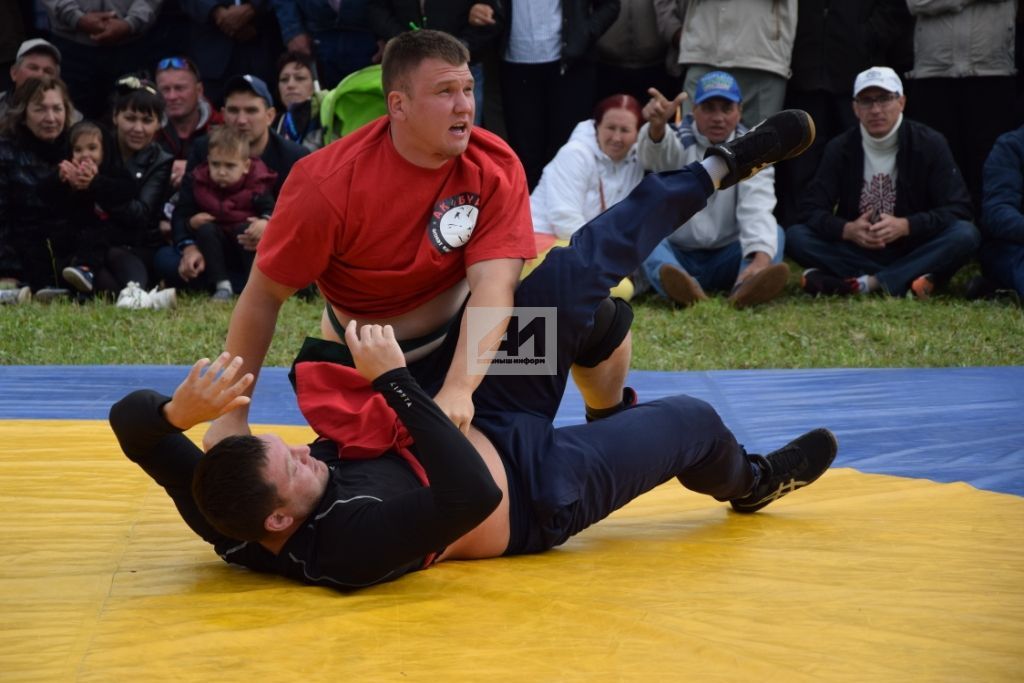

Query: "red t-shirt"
<box><xmin>257</xmin><ymin>117</ymin><xmax>536</xmax><ymax>318</ymax></box>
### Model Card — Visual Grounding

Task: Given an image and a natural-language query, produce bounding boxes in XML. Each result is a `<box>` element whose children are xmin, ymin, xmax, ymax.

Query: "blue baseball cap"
<box><xmin>224</xmin><ymin>74</ymin><xmax>274</xmax><ymax>107</ymax></box>
<box><xmin>694</xmin><ymin>71</ymin><xmax>742</xmax><ymax>105</ymax></box>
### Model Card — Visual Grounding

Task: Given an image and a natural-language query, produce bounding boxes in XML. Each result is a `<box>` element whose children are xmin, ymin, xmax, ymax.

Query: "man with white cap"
<box><xmin>786</xmin><ymin>66</ymin><xmax>980</xmax><ymax>299</ymax></box>
<box><xmin>636</xmin><ymin>70</ymin><xmax>789</xmax><ymax>309</ymax></box>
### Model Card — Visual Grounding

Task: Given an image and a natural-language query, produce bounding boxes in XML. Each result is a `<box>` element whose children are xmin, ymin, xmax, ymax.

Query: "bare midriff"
<box><xmin>320</xmin><ymin>280</ymin><xmax>470</xmax><ymax>362</ymax></box>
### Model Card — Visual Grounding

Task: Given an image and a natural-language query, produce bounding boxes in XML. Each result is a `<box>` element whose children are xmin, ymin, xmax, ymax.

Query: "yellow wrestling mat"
<box><xmin>3</xmin><ymin>419</ymin><xmax>1023</xmax><ymax>681</ymax></box>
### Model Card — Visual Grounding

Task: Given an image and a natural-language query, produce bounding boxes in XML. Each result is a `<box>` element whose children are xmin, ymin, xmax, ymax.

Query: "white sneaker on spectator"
<box><xmin>0</xmin><ymin>286</ymin><xmax>31</xmax><ymax>304</ymax></box>
<box><xmin>148</xmin><ymin>287</ymin><xmax>177</xmax><ymax>310</ymax></box>
<box><xmin>116</xmin><ymin>282</ymin><xmax>152</xmax><ymax>310</ymax></box>
<box><xmin>34</xmin><ymin>288</ymin><xmax>70</xmax><ymax>304</ymax></box>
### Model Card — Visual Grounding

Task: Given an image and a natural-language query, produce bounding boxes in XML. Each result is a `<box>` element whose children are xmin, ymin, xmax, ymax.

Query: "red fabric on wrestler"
<box><xmin>292</xmin><ymin>360</ymin><xmax>429</xmax><ymax>488</ymax></box>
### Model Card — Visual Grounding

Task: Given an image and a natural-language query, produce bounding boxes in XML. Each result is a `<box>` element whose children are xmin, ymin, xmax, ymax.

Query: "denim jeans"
<box><xmin>785</xmin><ymin>220</ymin><xmax>980</xmax><ymax>296</ymax></box>
<box><xmin>642</xmin><ymin>225</ymin><xmax>785</xmax><ymax>298</ymax></box>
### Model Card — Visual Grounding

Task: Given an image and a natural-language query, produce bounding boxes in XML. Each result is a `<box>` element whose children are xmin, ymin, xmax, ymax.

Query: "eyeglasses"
<box><xmin>157</xmin><ymin>56</ymin><xmax>200</xmax><ymax>78</ymax></box>
<box><xmin>854</xmin><ymin>93</ymin><xmax>900</xmax><ymax>109</ymax></box>
<box><xmin>116</xmin><ymin>75</ymin><xmax>158</xmax><ymax>96</ymax></box>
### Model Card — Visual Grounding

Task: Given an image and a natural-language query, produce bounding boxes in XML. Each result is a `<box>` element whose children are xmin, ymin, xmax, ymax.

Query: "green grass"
<box><xmin>2</xmin><ymin>276</ymin><xmax>1021</xmax><ymax>369</ymax></box>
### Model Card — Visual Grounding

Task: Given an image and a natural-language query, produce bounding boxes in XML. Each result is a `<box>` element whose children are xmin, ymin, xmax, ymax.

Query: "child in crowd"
<box><xmin>188</xmin><ymin>125</ymin><xmax>277</xmax><ymax>301</ymax></box>
<box><xmin>58</xmin><ymin>119</ymin><xmax>176</xmax><ymax>309</ymax></box>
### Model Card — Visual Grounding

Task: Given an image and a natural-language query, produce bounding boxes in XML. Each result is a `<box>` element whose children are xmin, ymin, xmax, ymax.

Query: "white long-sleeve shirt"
<box><xmin>636</xmin><ymin>115</ymin><xmax>778</xmax><ymax>258</ymax></box>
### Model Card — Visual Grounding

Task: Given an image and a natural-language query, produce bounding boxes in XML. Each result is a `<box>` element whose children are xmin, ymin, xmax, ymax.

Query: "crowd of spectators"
<box><xmin>1</xmin><ymin>0</ymin><xmax>1023</xmax><ymax>307</ymax></box>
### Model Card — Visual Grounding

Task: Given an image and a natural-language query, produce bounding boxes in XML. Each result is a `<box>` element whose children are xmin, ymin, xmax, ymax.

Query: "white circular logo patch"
<box><xmin>428</xmin><ymin>192</ymin><xmax>480</xmax><ymax>253</ymax></box>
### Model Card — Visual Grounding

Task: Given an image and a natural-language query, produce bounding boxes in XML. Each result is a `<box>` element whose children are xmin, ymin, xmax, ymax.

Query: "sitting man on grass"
<box><xmin>110</xmin><ymin>109</ymin><xmax>838</xmax><ymax>590</ymax></box>
<box><xmin>786</xmin><ymin>67</ymin><xmax>979</xmax><ymax>299</ymax></box>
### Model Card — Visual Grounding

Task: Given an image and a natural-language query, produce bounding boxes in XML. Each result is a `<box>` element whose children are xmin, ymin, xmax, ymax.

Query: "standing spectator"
<box><xmin>269</xmin><ymin>0</ymin><xmax>377</xmax><ymax>90</ymax></box>
<box><xmin>905</xmin><ymin>0</ymin><xmax>1018</xmax><ymax>213</ymax></box>
<box><xmin>159</xmin><ymin>74</ymin><xmax>308</xmax><ymax>295</ymax></box>
<box><xmin>528</xmin><ymin>93</ymin><xmax>645</xmax><ymax>300</ymax></box>
<box><xmin>500</xmin><ymin>0</ymin><xmax>621</xmax><ymax>190</ymax></box>
<box><xmin>636</xmin><ymin>71</ymin><xmax>788</xmax><ymax>309</ymax></box>
<box><xmin>787</xmin><ymin>67</ymin><xmax>980</xmax><ymax>299</ymax></box>
<box><xmin>272</xmin><ymin>51</ymin><xmax>324</xmax><ymax>151</ymax></box>
<box><xmin>665</xmin><ymin>0</ymin><xmax>797</xmax><ymax>128</ymax></box>
<box><xmin>594</xmin><ymin>0</ymin><xmax>675</xmax><ymax>107</ymax></box>
<box><xmin>367</xmin><ymin>1</ymin><xmax>503</xmax><ymax>126</ymax></box>
<box><xmin>972</xmin><ymin>125</ymin><xmax>1024</xmax><ymax>301</ymax></box>
<box><xmin>59</xmin><ymin>76</ymin><xmax>173</xmax><ymax>298</ymax></box>
<box><xmin>0</xmin><ymin>76</ymin><xmax>75</xmax><ymax>300</ymax></box>
<box><xmin>39</xmin><ymin>0</ymin><xmax>164</xmax><ymax>119</ymax></box>
<box><xmin>155</xmin><ymin>56</ymin><xmax>222</xmax><ymax>190</ymax></box>
<box><xmin>179</xmin><ymin>0</ymin><xmax>283</xmax><ymax>107</ymax></box>
<box><xmin>775</xmin><ymin>0</ymin><xmax>913</xmax><ymax>227</ymax></box>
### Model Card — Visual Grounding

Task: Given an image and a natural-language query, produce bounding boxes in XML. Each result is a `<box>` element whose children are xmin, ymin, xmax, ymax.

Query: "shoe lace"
<box><xmin>763</xmin><ymin>443</ymin><xmax>804</xmax><ymax>478</ymax></box>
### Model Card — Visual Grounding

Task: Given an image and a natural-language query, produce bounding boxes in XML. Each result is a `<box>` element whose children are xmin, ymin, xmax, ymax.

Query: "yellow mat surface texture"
<box><xmin>2</xmin><ymin>419</ymin><xmax>1022</xmax><ymax>681</ymax></box>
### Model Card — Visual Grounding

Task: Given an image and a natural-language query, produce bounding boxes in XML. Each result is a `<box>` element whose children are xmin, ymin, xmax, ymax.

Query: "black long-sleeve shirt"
<box><xmin>109</xmin><ymin>367</ymin><xmax>502</xmax><ymax>589</ymax></box>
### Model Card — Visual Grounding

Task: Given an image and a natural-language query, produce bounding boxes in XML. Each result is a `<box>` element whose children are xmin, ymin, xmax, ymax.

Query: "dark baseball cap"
<box><xmin>224</xmin><ymin>74</ymin><xmax>273</xmax><ymax>107</ymax></box>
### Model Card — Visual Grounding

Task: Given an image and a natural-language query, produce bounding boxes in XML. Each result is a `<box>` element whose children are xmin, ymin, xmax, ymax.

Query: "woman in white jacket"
<box><xmin>527</xmin><ymin>94</ymin><xmax>644</xmax><ymax>299</ymax></box>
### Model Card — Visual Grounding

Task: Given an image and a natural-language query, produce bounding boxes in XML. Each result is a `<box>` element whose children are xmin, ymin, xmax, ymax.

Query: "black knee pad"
<box><xmin>575</xmin><ymin>297</ymin><xmax>633</xmax><ymax>368</ymax></box>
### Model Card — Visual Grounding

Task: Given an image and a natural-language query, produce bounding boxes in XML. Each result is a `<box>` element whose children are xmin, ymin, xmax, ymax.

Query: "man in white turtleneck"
<box><xmin>786</xmin><ymin>66</ymin><xmax>979</xmax><ymax>299</ymax></box>
<box><xmin>637</xmin><ymin>70</ymin><xmax>789</xmax><ymax>310</ymax></box>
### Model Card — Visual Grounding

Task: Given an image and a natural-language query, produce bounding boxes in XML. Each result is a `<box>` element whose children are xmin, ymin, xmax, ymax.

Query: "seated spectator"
<box><xmin>155</xmin><ymin>56</ymin><xmax>223</xmax><ymax>189</ymax></box>
<box><xmin>637</xmin><ymin>71</ymin><xmax>789</xmax><ymax>309</ymax></box>
<box><xmin>58</xmin><ymin>76</ymin><xmax>174</xmax><ymax>302</ymax></box>
<box><xmin>972</xmin><ymin>125</ymin><xmax>1024</xmax><ymax>302</ymax></box>
<box><xmin>0</xmin><ymin>76</ymin><xmax>76</xmax><ymax>303</ymax></box>
<box><xmin>0</xmin><ymin>39</ymin><xmax>81</xmax><ymax>123</ymax></box>
<box><xmin>787</xmin><ymin>67</ymin><xmax>980</xmax><ymax>299</ymax></box>
<box><xmin>158</xmin><ymin>74</ymin><xmax>308</xmax><ymax>296</ymax></box>
<box><xmin>273</xmin><ymin>51</ymin><xmax>324</xmax><ymax>151</ymax></box>
<box><xmin>187</xmin><ymin>125</ymin><xmax>278</xmax><ymax>301</ymax></box>
<box><xmin>366</xmin><ymin>0</ymin><xmax>502</xmax><ymax>125</ymax></box>
<box><xmin>528</xmin><ymin>93</ymin><xmax>645</xmax><ymax>300</ymax></box>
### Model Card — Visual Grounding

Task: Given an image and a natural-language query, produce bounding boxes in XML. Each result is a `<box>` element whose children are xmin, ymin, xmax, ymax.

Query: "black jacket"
<box><xmin>367</xmin><ymin>0</ymin><xmax>503</xmax><ymax>64</ymax></box>
<box><xmin>0</xmin><ymin>127</ymin><xmax>74</xmax><ymax>273</ymax></box>
<box><xmin>171</xmin><ymin>130</ymin><xmax>308</xmax><ymax>249</ymax></box>
<box><xmin>90</xmin><ymin>142</ymin><xmax>174</xmax><ymax>248</ymax></box>
<box><xmin>799</xmin><ymin>118</ymin><xmax>973</xmax><ymax>243</ymax></box>
<box><xmin>789</xmin><ymin>0</ymin><xmax>914</xmax><ymax>94</ymax></box>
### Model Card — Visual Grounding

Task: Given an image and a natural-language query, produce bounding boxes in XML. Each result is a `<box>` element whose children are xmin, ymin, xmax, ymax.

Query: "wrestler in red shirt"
<box><xmin>203</xmin><ymin>30</ymin><xmax>541</xmax><ymax>448</ymax></box>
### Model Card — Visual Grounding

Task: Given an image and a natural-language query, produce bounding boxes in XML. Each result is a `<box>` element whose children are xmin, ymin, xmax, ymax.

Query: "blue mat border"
<box><xmin>1</xmin><ymin>365</ymin><xmax>1021</xmax><ymax>496</ymax></box>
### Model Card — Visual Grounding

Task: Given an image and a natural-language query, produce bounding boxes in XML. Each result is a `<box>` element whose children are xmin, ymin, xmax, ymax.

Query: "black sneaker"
<box><xmin>730</xmin><ymin>428</ymin><xmax>838</xmax><ymax>513</ymax></box>
<box><xmin>800</xmin><ymin>268</ymin><xmax>857</xmax><ymax>296</ymax></box>
<box><xmin>705</xmin><ymin>110</ymin><xmax>816</xmax><ymax>189</ymax></box>
<box><xmin>62</xmin><ymin>266</ymin><xmax>94</xmax><ymax>293</ymax></box>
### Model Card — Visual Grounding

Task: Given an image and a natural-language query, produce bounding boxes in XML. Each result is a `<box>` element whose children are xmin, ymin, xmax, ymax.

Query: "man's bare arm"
<box><xmin>202</xmin><ymin>265</ymin><xmax>297</xmax><ymax>449</ymax></box>
<box><xmin>433</xmin><ymin>257</ymin><xmax>523</xmax><ymax>433</ymax></box>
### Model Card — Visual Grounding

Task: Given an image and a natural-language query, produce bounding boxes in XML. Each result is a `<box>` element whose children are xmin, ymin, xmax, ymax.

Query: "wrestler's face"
<box><xmin>389</xmin><ymin>57</ymin><xmax>474</xmax><ymax>168</ymax></box>
<box><xmin>259</xmin><ymin>434</ymin><xmax>329</xmax><ymax>521</ymax></box>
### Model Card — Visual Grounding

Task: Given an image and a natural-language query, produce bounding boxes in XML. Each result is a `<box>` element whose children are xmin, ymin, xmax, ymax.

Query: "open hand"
<box><xmin>163</xmin><ymin>353</ymin><xmax>254</xmax><ymax>431</ymax></box>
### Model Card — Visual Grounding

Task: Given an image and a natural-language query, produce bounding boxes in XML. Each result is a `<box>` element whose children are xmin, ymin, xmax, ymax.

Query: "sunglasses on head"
<box><xmin>157</xmin><ymin>56</ymin><xmax>199</xmax><ymax>77</ymax></box>
<box><xmin>116</xmin><ymin>75</ymin><xmax>158</xmax><ymax>96</ymax></box>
